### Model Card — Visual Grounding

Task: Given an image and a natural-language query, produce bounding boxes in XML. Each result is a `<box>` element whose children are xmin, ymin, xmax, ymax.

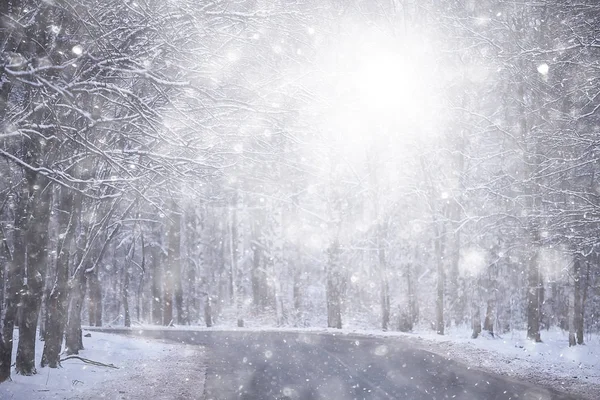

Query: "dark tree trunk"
<box><xmin>0</xmin><ymin>228</ymin><xmax>8</xmax><ymax>381</ymax></box>
<box><xmin>0</xmin><ymin>190</ymin><xmax>27</xmax><ymax>382</ymax></box>
<box><xmin>161</xmin><ymin>204</ymin><xmax>179</xmax><ymax>326</ymax></box>
<box><xmin>41</xmin><ymin>287</ymin><xmax>67</xmax><ymax>368</ymax></box>
<box><xmin>16</xmin><ymin>176</ymin><xmax>51</xmax><ymax>376</ymax></box>
<box><xmin>407</xmin><ymin>258</ymin><xmax>419</xmax><ymax>325</ymax></box>
<box><xmin>573</xmin><ymin>256</ymin><xmax>583</xmax><ymax>345</ymax></box>
<box><xmin>0</xmin><ymin>258</ymin><xmax>19</xmax><ymax>381</ymax></box>
<box><xmin>39</xmin><ymin>285</ymin><xmax>50</xmax><ymax>342</ymax></box>
<box><xmin>326</xmin><ymin>240</ymin><xmax>344</xmax><ymax>329</ymax></box>
<box><xmin>472</xmin><ymin>306</ymin><xmax>482</xmax><ymax>339</ymax></box>
<box><xmin>42</xmin><ymin>189</ymin><xmax>78</xmax><ymax>368</ymax></box>
<box><xmin>579</xmin><ymin>256</ymin><xmax>591</xmax><ymax>345</ymax></box>
<box><xmin>185</xmin><ymin>261</ymin><xmax>196</xmax><ymax>324</ymax></box>
<box><xmin>122</xmin><ymin>260</ymin><xmax>131</xmax><ymax>328</ymax></box>
<box><xmin>151</xmin><ymin>246</ymin><xmax>163</xmax><ymax>325</ymax></box>
<box><xmin>163</xmin><ymin>271</ymin><xmax>173</xmax><ymax>326</ymax></box>
<box><xmin>293</xmin><ymin>265</ymin><xmax>302</xmax><ymax>326</ymax></box>
<box><xmin>121</xmin><ymin>241</ymin><xmax>134</xmax><ymax>328</ymax></box>
<box><xmin>15</xmin><ymin>285</ymin><xmax>41</xmax><ymax>376</ymax></box>
<box><xmin>87</xmin><ymin>269</ymin><xmax>103</xmax><ymax>327</ymax></box>
<box><xmin>184</xmin><ymin>208</ymin><xmax>198</xmax><ymax>323</ymax></box>
<box><xmin>483</xmin><ymin>261</ymin><xmax>496</xmax><ymax>337</ymax></box>
<box><xmin>169</xmin><ymin>203</ymin><xmax>183</xmax><ymax>325</ymax></box>
<box><xmin>230</xmin><ymin>193</ymin><xmax>244</xmax><ymax>328</ymax></box>
<box><xmin>381</xmin><ymin>275</ymin><xmax>390</xmax><ymax>332</ymax></box>
<box><xmin>471</xmin><ymin>276</ymin><xmax>481</xmax><ymax>339</ymax></box>
<box><xmin>326</xmin><ymin>276</ymin><xmax>343</xmax><ymax>329</ymax></box>
<box><xmin>137</xmin><ymin>232</ymin><xmax>146</xmax><ymax>323</ymax></box>
<box><xmin>483</xmin><ymin>302</ymin><xmax>494</xmax><ymax>336</ymax></box>
<box><xmin>378</xmin><ymin>239</ymin><xmax>390</xmax><ymax>332</ymax></box>
<box><xmin>204</xmin><ymin>297</ymin><xmax>213</xmax><ymax>328</ymax></box>
<box><xmin>65</xmin><ymin>268</ymin><xmax>86</xmax><ymax>355</ymax></box>
<box><xmin>569</xmin><ymin>266</ymin><xmax>576</xmax><ymax>347</ymax></box>
<box><xmin>252</xmin><ymin>242</ymin><xmax>262</xmax><ymax>308</ymax></box>
<box><xmin>66</xmin><ymin>201</ymin><xmax>94</xmax><ymax>355</ymax></box>
<box><xmin>449</xmin><ymin>233</ymin><xmax>461</xmax><ymax>326</ymax></box>
<box><xmin>435</xmin><ymin>233</ymin><xmax>445</xmax><ymax>335</ymax></box>
<box><xmin>527</xmin><ymin>246</ymin><xmax>542</xmax><ymax>342</ymax></box>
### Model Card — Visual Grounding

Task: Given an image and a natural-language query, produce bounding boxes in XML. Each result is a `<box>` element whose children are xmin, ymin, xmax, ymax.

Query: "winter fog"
<box><xmin>1</xmin><ymin>1</ymin><xmax>600</xmax><ymax>399</ymax></box>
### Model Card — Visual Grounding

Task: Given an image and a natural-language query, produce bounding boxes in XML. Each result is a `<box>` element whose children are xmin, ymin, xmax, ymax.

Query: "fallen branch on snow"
<box><xmin>59</xmin><ymin>356</ymin><xmax>119</xmax><ymax>369</ymax></box>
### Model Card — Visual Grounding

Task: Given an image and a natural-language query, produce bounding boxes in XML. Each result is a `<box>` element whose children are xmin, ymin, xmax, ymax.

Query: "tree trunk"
<box><xmin>0</xmin><ymin>262</ymin><xmax>22</xmax><ymax>383</ymax></box>
<box><xmin>87</xmin><ymin>268</ymin><xmax>103</xmax><ymax>327</ymax></box>
<box><xmin>230</xmin><ymin>193</ymin><xmax>244</xmax><ymax>328</ymax></box>
<box><xmin>326</xmin><ymin>240</ymin><xmax>343</xmax><ymax>329</ymax></box>
<box><xmin>0</xmin><ymin>226</ymin><xmax>9</xmax><ymax>381</ymax></box>
<box><xmin>378</xmin><ymin>224</ymin><xmax>390</xmax><ymax>332</ymax></box>
<box><xmin>435</xmin><ymin>233</ymin><xmax>445</xmax><ymax>335</ymax></box>
<box><xmin>184</xmin><ymin>209</ymin><xmax>196</xmax><ymax>324</ymax></box>
<box><xmin>0</xmin><ymin>259</ymin><xmax>19</xmax><ymax>381</ymax></box>
<box><xmin>407</xmin><ymin>251</ymin><xmax>419</xmax><ymax>325</ymax></box>
<box><xmin>573</xmin><ymin>256</ymin><xmax>583</xmax><ymax>345</ymax></box>
<box><xmin>151</xmin><ymin>245</ymin><xmax>163</xmax><ymax>325</ymax></box>
<box><xmin>483</xmin><ymin>301</ymin><xmax>494</xmax><ymax>337</ymax></box>
<box><xmin>41</xmin><ymin>287</ymin><xmax>67</xmax><ymax>368</ymax></box>
<box><xmin>293</xmin><ymin>265</ymin><xmax>302</xmax><ymax>326</ymax></box>
<box><xmin>471</xmin><ymin>276</ymin><xmax>481</xmax><ymax>339</ymax></box>
<box><xmin>137</xmin><ymin>232</ymin><xmax>146</xmax><ymax>323</ymax></box>
<box><xmin>163</xmin><ymin>266</ymin><xmax>173</xmax><ymax>326</ymax></box>
<box><xmin>16</xmin><ymin>176</ymin><xmax>51</xmax><ymax>376</ymax></box>
<box><xmin>579</xmin><ymin>256</ymin><xmax>591</xmax><ymax>345</ymax></box>
<box><xmin>170</xmin><ymin>203</ymin><xmax>183</xmax><ymax>325</ymax></box>
<box><xmin>568</xmin><ymin>273</ymin><xmax>576</xmax><ymax>347</ymax></box>
<box><xmin>0</xmin><ymin>190</ymin><xmax>27</xmax><ymax>382</ymax></box>
<box><xmin>42</xmin><ymin>189</ymin><xmax>78</xmax><ymax>368</ymax></box>
<box><xmin>483</xmin><ymin>261</ymin><xmax>496</xmax><ymax>337</ymax></box>
<box><xmin>252</xmin><ymin>241</ymin><xmax>262</xmax><ymax>308</ymax></box>
<box><xmin>65</xmin><ymin>268</ymin><xmax>86</xmax><ymax>355</ymax></box>
<box><xmin>204</xmin><ymin>296</ymin><xmax>213</xmax><ymax>328</ymax></box>
<box><xmin>527</xmin><ymin>246</ymin><xmax>542</xmax><ymax>342</ymax></box>
<box><xmin>122</xmin><ymin>258</ymin><xmax>131</xmax><ymax>328</ymax></box>
<box><xmin>472</xmin><ymin>307</ymin><xmax>481</xmax><ymax>339</ymax></box>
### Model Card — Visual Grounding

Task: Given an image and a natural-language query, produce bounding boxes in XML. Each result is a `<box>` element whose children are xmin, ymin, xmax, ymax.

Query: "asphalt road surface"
<box><xmin>124</xmin><ymin>329</ymin><xmax>577</xmax><ymax>400</ymax></box>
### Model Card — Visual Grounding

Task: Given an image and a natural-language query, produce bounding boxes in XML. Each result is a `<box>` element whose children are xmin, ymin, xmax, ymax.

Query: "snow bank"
<box><xmin>0</xmin><ymin>329</ymin><xmax>206</xmax><ymax>400</ymax></box>
<box><xmin>395</xmin><ymin>326</ymin><xmax>600</xmax><ymax>400</ymax></box>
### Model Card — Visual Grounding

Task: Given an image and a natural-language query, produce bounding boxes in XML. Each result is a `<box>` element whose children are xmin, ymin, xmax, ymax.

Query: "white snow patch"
<box><xmin>0</xmin><ymin>329</ymin><xmax>206</xmax><ymax>400</ymax></box>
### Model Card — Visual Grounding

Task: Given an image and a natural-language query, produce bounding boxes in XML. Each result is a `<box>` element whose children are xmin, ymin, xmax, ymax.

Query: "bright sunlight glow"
<box><xmin>309</xmin><ymin>26</ymin><xmax>445</xmax><ymax>165</ymax></box>
<box><xmin>351</xmin><ymin>48</ymin><xmax>433</xmax><ymax>120</ymax></box>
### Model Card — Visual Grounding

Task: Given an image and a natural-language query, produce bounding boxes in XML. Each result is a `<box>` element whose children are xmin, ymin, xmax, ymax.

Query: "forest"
<box><xmin>1</xmin><ymin>0</ymin><xmax>600</xmax><ymax>383</ymax></box>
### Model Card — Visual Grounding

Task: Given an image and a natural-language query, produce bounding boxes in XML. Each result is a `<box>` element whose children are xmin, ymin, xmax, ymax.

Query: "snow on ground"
<box><xmin>0</xmin><ymin>329</ymin><xmax>206</xmax><ymax>400</ymax></box>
